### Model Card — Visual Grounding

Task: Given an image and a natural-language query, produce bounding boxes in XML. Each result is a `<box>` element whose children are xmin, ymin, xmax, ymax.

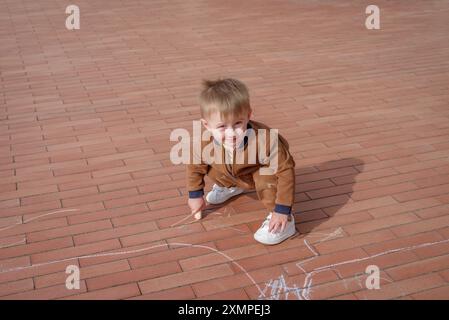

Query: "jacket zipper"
<box><xmin>223</xmin><ymin>145</ymin><xmax>237</xmax><ymax>183</ymax></box>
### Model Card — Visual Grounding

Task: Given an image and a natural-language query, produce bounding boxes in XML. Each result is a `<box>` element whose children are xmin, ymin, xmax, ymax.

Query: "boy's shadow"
<box><xmin>202</xmin><ymin>157</ymin><xmax>364</xmax><ymax>238</ymax></box>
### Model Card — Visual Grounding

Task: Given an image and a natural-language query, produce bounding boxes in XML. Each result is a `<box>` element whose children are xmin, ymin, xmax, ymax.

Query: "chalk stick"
<box><xmin>194</xmin><ymin>210</ymin><xmax>202</xmax><ymax>220</ymax></box>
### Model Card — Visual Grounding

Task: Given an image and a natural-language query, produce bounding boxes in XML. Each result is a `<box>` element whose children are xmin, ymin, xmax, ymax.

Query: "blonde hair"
<box><xmin>198</xmin><ymin>78</ymin><xmax>251</xmax><ymax>121</ymax></box>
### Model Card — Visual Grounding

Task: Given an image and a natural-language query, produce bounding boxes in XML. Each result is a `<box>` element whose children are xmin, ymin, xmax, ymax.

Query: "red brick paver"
<box><xmin>1</xmin><ymin>0</ymin><xmax>449</xmax><ymax>300</ymax></box>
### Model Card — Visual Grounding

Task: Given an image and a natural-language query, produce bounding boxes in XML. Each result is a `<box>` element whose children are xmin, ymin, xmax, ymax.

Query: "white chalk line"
<box><xmin>168</xmin><ymin>205</ymin><xmax>229</xmax><ymax>228</ymax></box>
<box><xmin>222</xmin><ymin>226</ymin><xmax>249</xmax><ymax>234</ymax></box>
<box><xmin>0</xmin><ymin>241</ymin><xmax>266</xmax><ymax>299</ymax></box>
<box><xmin>262</xmin><ymin>268</ymin><xmax>397</xmax><ymax>300</ymax></box>
<box><xmin>4</xmin><ymin>209</ymin><xmax>448</xmax><ymax>300</ymax></box>
<box><xmin>314</xmin><ymin>237</ymin><xmax>449</xmax><ymax>272</ymax></box>
<box><xmin>259</xmin><ymin>274</ymin><xmax>303</xmax><ymax>300</ymax></box>
<box><xmin>0</xmin><ymin>209</ymin><xmax>80</xmax><ymax>249</ymax></box>
<box><xmin>303</xmin><ymin>239</ymin><xmax>319</xmax><ymax>257</ymax></box>
<box><xmin>292</xmin><ymin>233</ymin><xmax>449</xmax><ymax>300</ymax></box>
<box><xmin>0</xmin><ymin>238</ymin><xmax>26</xmax><ymax>249</ymax></box>
<box><xmin>168</xmin><ymin>208</ymin><xmax>249</xmax><ymax>237</ymax></box>
<box><xmin>316</xmin><ymin>227</ymin><xmax>344</xmax><ymax>243</ymax></box>
<box><xmin>258</xmin><ymin>229</ymin><xmax>345</xmax><ymax>300</ymax></box>
<box><xmin>0</xmin><ymin>209</ymin><xmax>80</xmax><ymax>233</ymax></box>
<box><xmin>0</xmin><ymin>208</ymin><xmax>267</xmax><ymax>298</ymax></box>
<box><xmin>257</xmin><ymin>226</ymin><xmax>449</xmax><ymax>300</ymax></box>
<box><xmin>258</xmin><ymin>239</ymin><xmax>320</xmax><ymax>300</ymax></box>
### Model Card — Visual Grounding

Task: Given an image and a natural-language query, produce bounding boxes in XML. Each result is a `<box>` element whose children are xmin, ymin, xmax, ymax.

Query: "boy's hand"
<box><xmin>268</xmin><ymin>212</ymin><xmax>290</xmax><ymax>233</ymax></box>
<box><xmin>188</xmin><ymin>197</ymin><xmax>206</xmax><ymax>219</ymax></box>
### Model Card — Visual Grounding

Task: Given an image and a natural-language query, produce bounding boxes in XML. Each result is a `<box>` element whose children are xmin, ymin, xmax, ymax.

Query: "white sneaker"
<box><xmin>205</xmin><ymin>184</ymin><xmax>244</xmax><ymax>204</ymax></box>
<box><xmin>254</xmin><ymin>212</ymin><xmax>296</xmax><ymax>245</ymax></box>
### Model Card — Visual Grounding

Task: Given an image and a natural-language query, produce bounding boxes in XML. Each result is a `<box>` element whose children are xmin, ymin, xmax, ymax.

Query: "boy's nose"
<box><xmin>224</xmin><ymin>128</ymin><xmax>236</xmax><ymax>137</ymax></box>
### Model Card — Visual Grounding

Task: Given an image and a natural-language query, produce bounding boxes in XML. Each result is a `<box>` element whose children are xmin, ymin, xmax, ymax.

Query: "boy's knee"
<box><xmin>253</xmin><ymin>171</ymin><xmax>277</xmax><ymax>192</ymax></box>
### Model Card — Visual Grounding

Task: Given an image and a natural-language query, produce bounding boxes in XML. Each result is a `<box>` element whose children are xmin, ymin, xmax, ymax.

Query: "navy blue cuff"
<box><xmin>274</xmin><ymin>204</ymin><xmax>292</xmax><ymax>215</ymax></box>
<box><xmin>188</xmin><ymin>189</ymin><xmax>204</xmax><ymax>198</ymax></box>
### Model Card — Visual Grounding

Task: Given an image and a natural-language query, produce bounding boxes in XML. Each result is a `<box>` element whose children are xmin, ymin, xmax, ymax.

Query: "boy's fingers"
<box><xmin>192</xmin><ymin>207</ymin><xmax>202</xmax><ymax>215</ymax></box>
<box><xmin>194</xmin><ymin>211</ymin><xmax>202</xmax><ymax>220</ymax></box>
<box><xmin>277</xmin><ymin>221</ymin><xmax>286</xmax><ymax>233</ymax></box>
<box><xmin>275</xmin><ymin>222</ymin><xmax>282</xmax><ymax>233</ymax></box>
<box><xmin>191</xmin><ymin>200</ymin><xmax>206</xmax><ymax>215</ymax></box>
<box><xmin>268</xmin><ymin>220</ymin><xmax>275</xmax><ymax>233</ymax></box>
<box><xmin>271</xmin><ymin>222</ymin><xmax>280</xmax><ymax>234</ymax></box>
<box><xmin>192</xmin><ymin>204</ymin><xmax>204</xmax><ymax>220</ymax></box>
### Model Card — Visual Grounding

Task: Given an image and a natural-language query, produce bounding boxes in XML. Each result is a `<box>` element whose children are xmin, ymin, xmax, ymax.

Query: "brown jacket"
<box><xmin>186</xmin><ymin>119</ymin><xmax>296</xmax><ymax>214</ymax></box>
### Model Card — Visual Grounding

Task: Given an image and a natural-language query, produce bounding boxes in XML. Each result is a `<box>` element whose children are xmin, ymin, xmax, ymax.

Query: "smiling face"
<box><xmin>201</xmin><ymin>109</ymin><xmax>252</xmax><ymax>149</ymax></box>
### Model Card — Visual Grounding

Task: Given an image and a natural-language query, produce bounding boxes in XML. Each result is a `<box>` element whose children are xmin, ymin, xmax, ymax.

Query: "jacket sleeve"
<box><xmin>261</xmin><ymin>132</ymin><xmax>296</xmax><ymax>215</ymax></box>
<box><xmin>186</xmin><ymin>137</ymin><xmax>209</xmax><ymax>198</ymax></box>
<box><xmin>273</xmin><ymin>140</ymin><xmax>296</xmax><ymax>214</ymax></box>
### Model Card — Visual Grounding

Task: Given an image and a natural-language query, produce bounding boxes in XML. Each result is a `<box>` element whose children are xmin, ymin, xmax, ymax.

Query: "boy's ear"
<box><xmin>200</xmin><ymin>118</ymin><xmax>208</xmax><ymax>130</ymax></box>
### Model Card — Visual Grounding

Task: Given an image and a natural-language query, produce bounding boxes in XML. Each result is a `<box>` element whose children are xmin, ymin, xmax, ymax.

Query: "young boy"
<box><xmin>186</xmin><ymin>78</ymin><xmax>296</xmax><ymax>245</ymax></box>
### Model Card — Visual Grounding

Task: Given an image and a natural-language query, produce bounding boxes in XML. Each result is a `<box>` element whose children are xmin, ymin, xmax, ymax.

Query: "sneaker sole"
<box><xmin>253</xmin><ymin>228</ymin><xmax>296</xmax><ymax>245</ymax></box>
<box><xmin>205</xmin><ymin>188</ymin><xmax>245</xmax><ymax>205</ymax></box>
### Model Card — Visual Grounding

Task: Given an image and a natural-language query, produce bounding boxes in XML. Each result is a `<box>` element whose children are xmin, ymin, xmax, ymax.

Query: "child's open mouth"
<box><xmin>224</xmin><ymin>136</ymin><xmax>236</xmax><ymax>143</ymax></box>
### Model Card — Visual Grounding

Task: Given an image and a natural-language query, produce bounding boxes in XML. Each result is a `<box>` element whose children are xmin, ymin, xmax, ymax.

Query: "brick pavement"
<box><xmin>1</xmin><ymin>0</ymin><xmax>449</xmax><ymax>299</ymax></box>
